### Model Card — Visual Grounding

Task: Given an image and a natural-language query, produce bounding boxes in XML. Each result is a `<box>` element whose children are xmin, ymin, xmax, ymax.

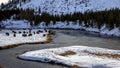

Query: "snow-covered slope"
<box><xmin>15</xmin><ymin>0</ymin><xmax>120</xmax><ymax>15</ymax></box>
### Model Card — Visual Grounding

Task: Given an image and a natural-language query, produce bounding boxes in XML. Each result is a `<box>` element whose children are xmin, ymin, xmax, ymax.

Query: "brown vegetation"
<box><xmin>0</xmin><ymin>64</ymin><xmax>2</xmax><ymax>68</ymax></box>
<box><xmin>85</xmin><ymin>51</ymin><xmax>120</xmax><ymax>59</ymax></box>
<box><xmin>70</xmin><ymin>65</ymin><xmax>81</xmax><ymax>68</ymax></box>
<box><xmin>0</xmin><ymin>43</ymin><xmax>23</xmax><ymax>50</ymax></box>
<box><xmin>45</xmin><ymin>34</ymin><xmax>51</xmax><ymax>43</ymax></box>
<box><xmin>59</xmin><ymin>51</ymin><xmax>76</xmax><ymax>56</ymax></box>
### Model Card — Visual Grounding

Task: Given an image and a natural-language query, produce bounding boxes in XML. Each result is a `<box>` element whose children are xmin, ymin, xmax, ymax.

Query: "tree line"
<box><xmin>0</xmin><ymin>8</ymin><xmax>120</xmax><ymax>30</ymax></box>
<box><xmin>0</xmin><ymin>9</ymin><xmax>20</xmax><ymax>21</ymax></box>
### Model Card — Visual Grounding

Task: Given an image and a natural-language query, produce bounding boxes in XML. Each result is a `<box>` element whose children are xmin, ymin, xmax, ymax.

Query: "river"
<box><xmin>0</xmin><ymin>29</ymin><xmax>120</xmax><ymax>68</ymax></box>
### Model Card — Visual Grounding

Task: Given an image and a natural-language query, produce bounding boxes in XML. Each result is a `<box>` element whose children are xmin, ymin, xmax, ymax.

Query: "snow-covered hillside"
<box><xmin>6</xmin><ymin>0</ymin><xmax>120</xmax><ymax>15</ymax></box>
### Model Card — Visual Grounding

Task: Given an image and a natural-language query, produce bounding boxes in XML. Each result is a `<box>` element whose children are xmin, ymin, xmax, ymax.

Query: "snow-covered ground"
<box><xmin>0</xmin><ymin>29</ymin><xmax>49</xmax><ymax>47</ymax></box>
<box><xmin>1</xmin><ymin>20</ymin><xmax>120</xmax><ymax>37</ymax></box>
<box><xmin>41</xmin><ymin>22</ymin><xmax>120</xmax><ymax>37</ymax></box>
<box><xmin>19</xmin><ymin>46</ymin><xmax>120</xmax><ymax>68</ymax></box>
<box><xmin>1</xmin><ymin>20</ymin><xmax>31</xmax><ymax>28</ymax></box>
<box><xmin>15</xmin><ymin>0</ymin><xmax>120</xmax><ymax>15</ymax></box>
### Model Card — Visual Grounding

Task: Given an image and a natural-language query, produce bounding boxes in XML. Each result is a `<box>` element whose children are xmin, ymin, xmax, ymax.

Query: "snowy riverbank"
<box><xmin>0</xmin><ymin>29</ymin><xmax>50</xmax><ymax>49</ymax></box>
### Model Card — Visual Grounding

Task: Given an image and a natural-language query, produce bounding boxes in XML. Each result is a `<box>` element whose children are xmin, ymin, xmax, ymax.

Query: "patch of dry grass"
<box><xmin>59</xmin><ymin>50</ymin><xmax>76</xmax><ymax>56</ymax></box>
<box><xmin>0</xmin><ymin>64</ymin><xmax>2</xmax><ymax>68</ymax></box>
<box><xmin>85</xmin><ymin>51</ymin><xmax>120</xmax><ymax>59</ymax></box>
<box><xmin>0</xmin><ymin>43</ymin><xmax>24</xmax><ymax>50</ymax></box>
<box><xmin>70</xmin><ymin>65</ymin><xmax>81</xmax><ymax>68</ymax></box>
<box><xmin>45</xmin><ymin>34</ymin><xmax>51</xmax><ymax>43</ymax></box>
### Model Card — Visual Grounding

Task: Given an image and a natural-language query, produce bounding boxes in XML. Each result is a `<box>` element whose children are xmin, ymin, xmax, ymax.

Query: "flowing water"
<box><xmin>0</xmin><ymin>29</ymin><xmax>120</xmax><ymax>68</ymax></box>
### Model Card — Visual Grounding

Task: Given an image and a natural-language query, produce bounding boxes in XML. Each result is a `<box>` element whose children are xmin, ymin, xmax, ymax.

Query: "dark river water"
<box><xmin>0</xmin><ymin>29</ymin><xmax>120</xmax><ymax>68</ymax></box>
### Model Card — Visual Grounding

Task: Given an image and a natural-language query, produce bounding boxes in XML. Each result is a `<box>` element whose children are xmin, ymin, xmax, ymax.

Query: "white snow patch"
<box><xmin>1</xmin><ymin>20</ymin><xmax>31</xmax><ymax>28</ymax></box>
<box><xmin>19</xmin><ymin>46</ymin><xmax>120</xmax><ymax>68</ymax></box>
<box><xmin>0</xmin><ymin>29</ymin><xmax>49</xmax><ymax>47</ymax></box>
